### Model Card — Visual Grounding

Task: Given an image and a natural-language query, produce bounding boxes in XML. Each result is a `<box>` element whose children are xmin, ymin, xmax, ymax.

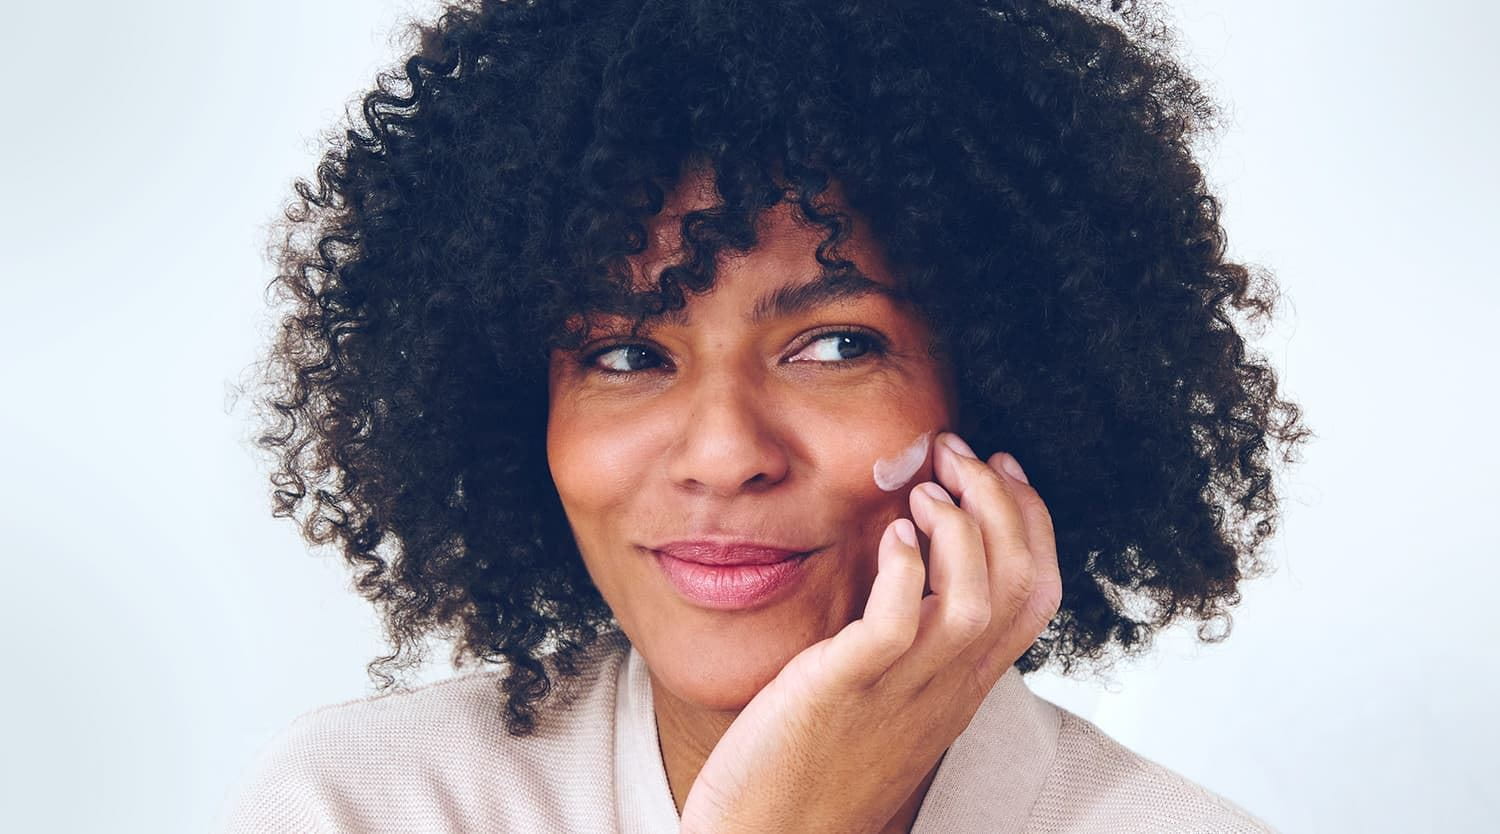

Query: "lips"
<box><xmin>654</xmin><ymin>541</ymin><xmax>809</xmax><ymax>566</ymax></box>
<box><xmin>652</xmin><ymin>547</ymin><xmax>813</xmax><ymax>610</ymax></box>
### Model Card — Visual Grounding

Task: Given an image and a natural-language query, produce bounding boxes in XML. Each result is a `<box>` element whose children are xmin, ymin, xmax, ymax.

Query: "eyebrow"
<box><xmin>643</xmin><ymin>268</ymin><xmax>908</xmax><ymax>329</ymax></box>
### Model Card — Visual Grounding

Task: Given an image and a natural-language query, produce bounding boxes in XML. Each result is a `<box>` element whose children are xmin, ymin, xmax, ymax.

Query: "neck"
<box><xmin>650</xmin><ymin>675</ymin><xmax>734</xmax><ymax>816</ymax></box>
<box><xmin>650</xmin><ymin>673</ymin><xmax>945</xmax><ymax>834</ymax></box>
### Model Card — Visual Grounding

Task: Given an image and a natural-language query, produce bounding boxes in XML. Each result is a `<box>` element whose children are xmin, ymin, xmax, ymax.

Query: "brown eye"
<box><xmin>790</xmin><ymin>330</ymin><xmax>886</xmax><ymax>364</ymax></box>
<box><xmin>585</xmin><ymin>343</ymin><xmax>664</xmax><ymax>374</ymax></box>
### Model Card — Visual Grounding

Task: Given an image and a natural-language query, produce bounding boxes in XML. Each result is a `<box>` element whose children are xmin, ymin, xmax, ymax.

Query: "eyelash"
<box><xmin>578</xmin><ymin>327</ymin><xmax>889</xmax><ymax>378</ymax></box>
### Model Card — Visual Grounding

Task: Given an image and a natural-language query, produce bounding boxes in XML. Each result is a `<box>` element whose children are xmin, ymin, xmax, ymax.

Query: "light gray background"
<box><xmin>2</xmin><ymin>1</ymin><xmax>1494</xmax><ymax>831</ymax></box>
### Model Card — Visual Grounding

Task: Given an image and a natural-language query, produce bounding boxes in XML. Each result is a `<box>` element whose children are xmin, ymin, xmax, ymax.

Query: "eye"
<box><xmin>788</xmin><ymin>329</ymin><xmax>886</xmax><ymax>364</ymax></box>
<box><xmin>585</xmin><ymin>343</ymin><xmax>666</xmax><ymax>374</ymax></box>
<box><xmin>579</xmin><ymin>328</ymin><xmax>887</xmax><ymax>377</ymax></box>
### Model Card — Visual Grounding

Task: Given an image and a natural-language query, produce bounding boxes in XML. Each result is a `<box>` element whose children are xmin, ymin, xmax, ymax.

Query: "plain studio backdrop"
<box><xmin>1</xmin><ymin>1</ymin><xmax>1494</xmax><ymax>831</ymax></box>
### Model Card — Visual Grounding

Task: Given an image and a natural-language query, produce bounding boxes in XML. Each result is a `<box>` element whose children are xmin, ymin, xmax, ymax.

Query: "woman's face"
<box><xmin>546</xmin><ymin>168</ymin><xmax>958</xmax><ymax>712</ymax></box>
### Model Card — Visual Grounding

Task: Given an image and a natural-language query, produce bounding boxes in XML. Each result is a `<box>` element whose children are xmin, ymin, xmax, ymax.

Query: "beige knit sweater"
<box><xmin>218</xmin><ymin>630</ymin><xmax>1276</xmax><ymax>832</ymax></box>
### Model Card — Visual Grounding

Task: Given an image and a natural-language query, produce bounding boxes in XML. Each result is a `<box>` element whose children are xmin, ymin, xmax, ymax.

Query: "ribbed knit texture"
<box><xmin>217</xmin><ymin>630</ymin><xmax>1277</xmax><ymax>832</ymax></box>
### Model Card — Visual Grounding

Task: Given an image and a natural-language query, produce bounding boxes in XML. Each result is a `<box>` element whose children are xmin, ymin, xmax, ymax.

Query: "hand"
<box><xmin>677</xmin><ymin>432</ymin><xmax>1063</xmax><ymax>834</ymax></box>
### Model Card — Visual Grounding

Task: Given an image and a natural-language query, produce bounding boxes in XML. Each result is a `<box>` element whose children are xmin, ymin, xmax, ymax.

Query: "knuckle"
<box><xmin>998</xmin><ymin>526</ymin><xmax>1032</xmax><ymax>555</ymax></box>
<box><xmin>1026</xmin><ymin>594</ymin><xmax>1062</xmax><ymax>633</ymax></box>
<box><xmin>1038</xmin><ymin>577</ymin><xmax>1063</xmax><ymax>617</ymax></box>
<box><xmin>1020</xmin><ymin>492</ymin><xmax>1055</xmax><ymax>529</ymax></box>
<box><xmin>1002</xmin><ymin>566</ymin><xmax>1037</xmax><ymax>612</ymax></box>
<box><xmin>964</xmin><ymin>464</ymin><xmax>1010</xmax><ymax>502</ymax></box>
<box><xmin>1023</xmin><ymin>587</ymin><xmax>1062</xmax><ymax>634</ymax></box>
<box><xmin>949</xmin><ymin>598</ymin><xmax>992</xmax><ymax>636</ymax></box>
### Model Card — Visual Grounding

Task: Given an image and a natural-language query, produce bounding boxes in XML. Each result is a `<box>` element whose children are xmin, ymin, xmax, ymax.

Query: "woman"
<box><xmin>222</xmin><ymin>0</ymin><xmax>1307</xmax><ymax>830</ymax></box>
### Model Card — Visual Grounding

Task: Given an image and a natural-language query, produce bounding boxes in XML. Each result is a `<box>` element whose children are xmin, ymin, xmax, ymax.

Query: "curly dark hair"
<box><xmin>248</xmin><ymin>0</ymin><xmax>1311</xmax><ymax>736</ymax></box>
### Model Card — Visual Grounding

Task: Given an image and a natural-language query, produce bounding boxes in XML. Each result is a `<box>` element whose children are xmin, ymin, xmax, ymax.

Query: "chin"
<box><xmin>649</xmin><ymin>621</ymin><xmax>818</xmax><ymax>712</ymax></box>
<box><xmin>670</xmin><ymin>672</ymin><xmax>774</xmax><ymax>713</ymax></box>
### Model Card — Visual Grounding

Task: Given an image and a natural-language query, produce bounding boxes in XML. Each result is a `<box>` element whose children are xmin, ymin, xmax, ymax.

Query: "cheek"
<box><xmin>809</xmin><ymin>374</ymin><xmax>949</xmax><ymax>507</ymax></box>
<box><xmin>545</xmin><ymin>407</ymin><xmax>642</xmax><ymax>520</ymax></box>
<box><xmin>872</xmin><ymin>430</ymin><xmax>934</xmax><ymax>492</ymax></box>
<box><xmin>816</xmin><ymin>425</ymin><xmax>939</xmax><ymax>532</ymax></box>
<box><xmin>546</xmin><ymin>409</ymin><xmax>652</xmax><ymax>598</ymax></box>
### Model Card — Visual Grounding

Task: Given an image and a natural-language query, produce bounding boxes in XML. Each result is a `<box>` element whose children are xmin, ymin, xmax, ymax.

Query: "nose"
<box><xmin>665</xmin><ymin>371</ymin><xmax>791</xmax><ymax>496</ymax></box>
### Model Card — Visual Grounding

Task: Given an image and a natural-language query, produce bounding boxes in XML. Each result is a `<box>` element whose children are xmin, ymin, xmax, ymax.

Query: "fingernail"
<box><xmin>894</xmin><ymin>518</ymin><xmax>917</xmax><ymax>548</ymax></box>
<box><xmin>999</xmin><ymin>453</ymin><xmax>1029</xmax><ymax>484</ymax></box>
<box><xmin>917</xmin><ymin>482</ymin><xmax>953</xmax><ymax>504</ymax></box>
<box><xmin>940</xmin><ymin>432</ymin><xmax>977</xmax><ymax>459</ymax></box>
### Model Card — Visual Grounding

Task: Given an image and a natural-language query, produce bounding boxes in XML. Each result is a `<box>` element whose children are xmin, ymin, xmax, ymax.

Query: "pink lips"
<box><xmin>652</xmin><ymin>541</ymin><xmax>813</xmax><ymax>610</ymax></box>
<box><xmin>656</xmin><ymin>542</ymin><xmax>807</xmax><ymax>565</ymax></box>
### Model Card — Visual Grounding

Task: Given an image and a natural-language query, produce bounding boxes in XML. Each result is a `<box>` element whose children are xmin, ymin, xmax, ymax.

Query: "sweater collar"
<box><xmin>614</xmin><ymin>642</ymin><xmax>1060</xmax><ymax>834</ymax></box>
<box><xmin>909</xmin><ymin>663</ymin><xmax>1061</xmax><ymax>833</ymax></box>
<box><xmin>614</xmin><ymin>642</ymin><xmax>687</xmax><ymax>833</ymax></box>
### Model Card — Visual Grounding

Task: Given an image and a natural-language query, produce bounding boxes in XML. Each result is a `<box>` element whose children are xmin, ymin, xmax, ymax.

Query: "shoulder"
<box><xmin>1028</xmin><ymin>706</ymin><xmax>1279</xmax><ymax>834</ymax></box>
<box><xmin>215</xmin><ymin>631</ymin><xmax>632</xmax><ymax>833</ymax></box>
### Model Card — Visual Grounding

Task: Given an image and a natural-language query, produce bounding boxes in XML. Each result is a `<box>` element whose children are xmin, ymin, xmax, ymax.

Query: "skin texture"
<box><xmin>546</xmin><ymin>165</ymin><xmax>965</xmax><ymax>829</ymax></box>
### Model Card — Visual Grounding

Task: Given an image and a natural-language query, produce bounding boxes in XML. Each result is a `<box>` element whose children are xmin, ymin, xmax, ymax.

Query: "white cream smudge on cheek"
<box><xmin>872</xmin><ymin>431</ymin><xmax>934</xmax><ymax>492</ymax></box>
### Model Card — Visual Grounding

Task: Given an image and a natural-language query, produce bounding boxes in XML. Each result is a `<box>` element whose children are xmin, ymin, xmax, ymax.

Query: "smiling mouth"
<box><xmin>652</xmin><ymin>549</ymin><xmax>814</xmax><ymax>611</ymax></box>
